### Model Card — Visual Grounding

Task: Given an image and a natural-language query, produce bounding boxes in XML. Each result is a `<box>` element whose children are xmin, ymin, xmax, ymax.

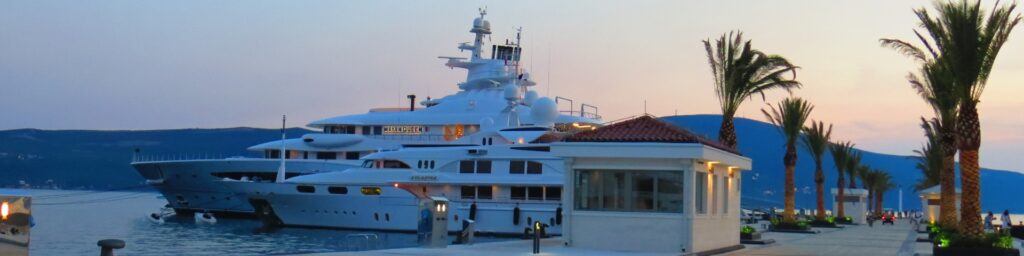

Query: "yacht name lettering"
<box><xmin>410</xmin><ymin>175</ymin><xmax>438</xmax><ymax>181</ymax></box>
<box><xmin>383</xmin><ymin>126</ymin><xmax>427</xmax><ymax>135</ymax></box>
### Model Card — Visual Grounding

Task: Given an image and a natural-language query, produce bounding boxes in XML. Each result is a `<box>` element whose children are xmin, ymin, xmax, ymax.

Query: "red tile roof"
<box><xmin>564</xmin><ymin>115</ymin><xmax>740</xmax><ymax>155</ymax></box>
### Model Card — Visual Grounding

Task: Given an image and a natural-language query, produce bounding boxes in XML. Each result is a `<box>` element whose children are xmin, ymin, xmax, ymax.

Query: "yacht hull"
<box><xmin>131</xmin><ymin>159</ymin><xmax>356</xmax><ymax>214</ymax></box>
<box><xmin>250</xmin><ymin>184</ymin><xmax>563</xmax><ymax>235</ymax></box>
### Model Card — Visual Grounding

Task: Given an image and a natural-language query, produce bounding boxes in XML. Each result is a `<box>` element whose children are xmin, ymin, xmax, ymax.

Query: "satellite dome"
<box><xmin>523</xmin><ymin>90</ymin><xmax>539</xmax><ymax>106</ymax></box>
<box><xmin>479</xmin><ymin>117</ymin><xmax>496</xmax><ymax>131</ymax></box>
<box><xmin>530</xmin><ymin>97</ymin><xmax>558</xmax><ymax>126</ymax></box>
<box><xmin>503</xmin><ymin>85</ymin><xmax>520</xmax><ymax>101</ymax></box>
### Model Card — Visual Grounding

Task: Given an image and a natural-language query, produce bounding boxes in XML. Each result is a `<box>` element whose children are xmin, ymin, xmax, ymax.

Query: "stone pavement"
<box><xmin>724</xmin><ymin>221</ymin><xmax>919</xmax><ymax>256</ymax></box>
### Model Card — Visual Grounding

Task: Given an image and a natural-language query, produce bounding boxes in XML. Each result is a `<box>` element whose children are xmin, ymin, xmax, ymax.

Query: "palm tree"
<box><xmin>879</xmin><ymin>43</ymin><xmax>959</xmax><ymax>229</ymax></box>
<box><xmin>883</xmin><ymin>1</ymin><xmax>1020</xmax><ymax>237</ymax></box>
<box><xmin>801</xmin><ymin>121</ymin><xmax>832</xmax><ymax>221</ymax></box>
<box><xmin>872</xmin><ymin>171</ymin><xmax>897</xmax><ymax>215</ymax></box>
<box><xmin>762</xmin><ymin>97</ymin><xmax>814</xmax><ymax>222</ymax></box>
<box><xmin>913</xmin><ymin>118</ymin><xmax>943</xmax><ymax>191</ymax></box>
<box><xmin>857</xmin><ymin>165</ymin><xmax>874</xmax><ymax>210</ymax></box>
<box><xmin>704</xmin><ymin>31</ymin><xmax>802</xmax><ymax>149</ymax></box>
<box><xmin>829</xmin><ymin>141</ymin><xmax>855</xmax><ymax>218</ymax></box>
<box><xmin>844</xmin><ymin>150</ymin><xmax>862</xmax><ymax>189</ymax></box>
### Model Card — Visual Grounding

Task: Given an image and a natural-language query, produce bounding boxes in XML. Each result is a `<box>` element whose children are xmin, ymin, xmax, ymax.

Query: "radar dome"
<box><xmin>479</xmin><ymin>117</ymin><xmax>496</xmax><ymax>131</ymax></box>
<box><xmin>530</xmin><ymin>97</ymin><xmax>558</xmax><ymax>126</ymax></box>
<box><xmin>523</xmin><ymin>90</ymin><xmax>539</xmax><ymax>106</ymax></box>
<box><xmin>503</xmin><ymin>85</ymin><xmax>520</xmax><ymax>101</ymax></box>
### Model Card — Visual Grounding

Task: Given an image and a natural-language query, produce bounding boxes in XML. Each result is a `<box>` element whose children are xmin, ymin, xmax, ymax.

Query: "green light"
<box><xmin>938</xmin><ymin>238</ymin><xmax>950</xmax><ymax>248</ymax></box>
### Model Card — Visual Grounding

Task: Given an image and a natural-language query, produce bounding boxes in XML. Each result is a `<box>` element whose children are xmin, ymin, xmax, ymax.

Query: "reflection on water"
<box><xmin>27</xmin><ymin>189</ymin><xmax>501</xmax><ymax>255</ymax></box>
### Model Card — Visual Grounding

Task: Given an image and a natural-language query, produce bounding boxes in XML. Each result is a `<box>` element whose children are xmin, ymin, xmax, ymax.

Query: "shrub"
<box><xmin>741</xmin><ymin>225</ymin><xmax>756</xmax><ymax>235</ymax></box>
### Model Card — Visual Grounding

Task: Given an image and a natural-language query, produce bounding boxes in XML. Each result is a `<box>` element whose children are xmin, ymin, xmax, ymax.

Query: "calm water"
<box><xmin>25</xmin><ymin>189</ymin><xmax>501</xmax><ymax>255</ymax></box>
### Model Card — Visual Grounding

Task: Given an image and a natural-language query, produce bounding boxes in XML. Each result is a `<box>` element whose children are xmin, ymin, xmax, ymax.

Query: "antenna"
<box><xmin>276</xmin><ymin>115</ymin><xmax>287</xmax><ymax>183</ymax></box>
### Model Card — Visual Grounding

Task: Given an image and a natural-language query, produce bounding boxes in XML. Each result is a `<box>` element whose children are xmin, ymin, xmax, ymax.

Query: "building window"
<box><xmin>722</xmin><ymin>176</ymin><xmax>729</xmax><ymax>214</ymax></box>
<box><xmin>511</xmin><ymin>186</ymin><xmax>526</xmax><ymax>200</ymax></box>
<box><xmin>527</xmin><ymin>161</ymin><xmax>543</xmax><ymax>174</ymax></box>
<box><xmin>345</xmin><ymin>152</ymin><xmax>360</xmax><ymax>160</ymax></box>
<box><xmin>696</xmin><ymin>171</ymin><xmax>707</xmax><ymax>214</ymax></box>
<box><xmin>328</xmin><ymin>186</ymin><xmax>348</xmax><ymax>194</ymax></box>
<box><xmin>361</xmin><ymin>187</ymin><xmax>381</xmax><ymax>195</ymax></box>
<box><xmin>316</xmin><ymin>152</ymin><xmax>337</xmax><ymax>160</ymax></box>
<box><xmin>296</xmin><ymin>185</ymin><xmax>315</xmax><ymax>193</ymax></box>
<box><xmin>575</xmin><ymin>169</ymin><xmax>686</xmax><ymax>213</ymax></box>
<box><xmin>711</xmin><ymin>174</ymin><xmax>719</xmax><ymax>215</ymax></box>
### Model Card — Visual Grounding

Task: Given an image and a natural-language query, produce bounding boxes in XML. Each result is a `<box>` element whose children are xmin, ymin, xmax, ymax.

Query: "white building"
<box><xmin>917</xmin><ymin>185</ymin><xmax>961</xmax><ymax>224</ymax></box>
<box><xmin>552</xmin><ymin>116</ymin><xmax>752</xmax><ymax>254</ymax></box>
<box><xmin>831</xmin><ymin>188</ymin><xmax>868</xmax><ymax>224</ymax></box>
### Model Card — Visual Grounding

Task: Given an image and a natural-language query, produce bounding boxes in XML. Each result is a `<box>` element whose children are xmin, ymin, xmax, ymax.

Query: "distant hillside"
<box><xmin>663</xmin><ymin>115</ymin><xmax>1024</xmax><ymax>212</ymax></box>
<box><xmin>0</xmin><ymin>127</ymin><xmax>310</xmax><ymax>189</ymax></box>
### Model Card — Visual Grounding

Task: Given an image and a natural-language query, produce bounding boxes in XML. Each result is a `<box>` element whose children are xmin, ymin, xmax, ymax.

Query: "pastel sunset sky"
<box><xmin>2</xmin><ymin>1</ymin><xmax>1022</xmax><ymax>172</ymax></box>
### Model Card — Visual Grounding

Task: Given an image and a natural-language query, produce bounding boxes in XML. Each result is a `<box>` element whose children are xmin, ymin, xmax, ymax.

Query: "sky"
<box><xmin>2</xmin><ymin>1</ymin><xmax>1023</xmax><ymax>172</ymax></box>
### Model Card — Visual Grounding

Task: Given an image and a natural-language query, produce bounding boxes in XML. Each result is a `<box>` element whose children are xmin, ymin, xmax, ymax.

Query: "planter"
<box><xmin>741</xmin><ymin>232</ymin><xmax>762</xmax><ymax>240</ymax></box>
<box><xmin>933</xmin><ymin>245</ymin><xmax>1019</xmax><ymax>256</ymax></box>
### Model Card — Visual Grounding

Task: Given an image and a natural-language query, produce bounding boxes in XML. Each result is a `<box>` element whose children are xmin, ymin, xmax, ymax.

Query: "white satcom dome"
<box><xmin>530</xmin><ymin>97</ymin><xmax>558</xmax><ymax>126</ymax></box>
<box><xmin>503</xmin><ymin>85</ymin><xmax>520</xmax><ymax>101</ymax></box>
<box><xmin>523</xmin><ymin>90</ymin><xmax>539</xmax><ymax>106</ymax></box>
<box><xmin>479</xmin><ymin>117</ymin><xmax>496</xmax><ymax>131</ymax></box>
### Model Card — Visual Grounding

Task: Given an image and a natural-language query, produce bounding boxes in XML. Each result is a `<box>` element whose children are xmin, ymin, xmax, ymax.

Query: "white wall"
<box><xmin>690</xmin><ymin>162</ymin><xmax>741</xmax><ymax>253</ymax></box>
<box><xmin>570</xmin><ymin>211</ymin><xmax>688</xmax><ymax>253</ymax></box>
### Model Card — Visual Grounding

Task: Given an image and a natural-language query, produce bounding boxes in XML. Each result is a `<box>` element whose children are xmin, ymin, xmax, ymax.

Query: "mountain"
<box><xmin>2</xmin><ymin>117</ymin><xmax>1021</xmax><ymax>212</ymax></box>
<box><xmin>0</xmin><ymin>127</ymin><xmax>310</xmax><ymax>189</ymax></box>
<box><xmin>663</xmin><ymin>114</ymin><xmax>1024</xmax><ymax>212</ymax></box>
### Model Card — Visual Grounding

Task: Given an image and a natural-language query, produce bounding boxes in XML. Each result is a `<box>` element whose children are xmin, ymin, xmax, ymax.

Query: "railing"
<box><xmin>362</xmin><ymin>134</ymin><xmax>447</xmax><ymax>142</ymax></box>
<box><xmin>555</xmin><ymin>96</ymin><xmax>601</xmax><ymax>120</ymax></box>
<box><xmin>131</xmin><ymin>153</ymin><xmax>248</xmax><ymax>163</ymax></box>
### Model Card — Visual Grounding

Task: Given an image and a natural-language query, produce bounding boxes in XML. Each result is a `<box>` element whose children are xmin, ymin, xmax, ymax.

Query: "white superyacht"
<box><xmin>131</xmin><ymin>9</ymin><xmax>601</xmax><ymax>216</ymax></box>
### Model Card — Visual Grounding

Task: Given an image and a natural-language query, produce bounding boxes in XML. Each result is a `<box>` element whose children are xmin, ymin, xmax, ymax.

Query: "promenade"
<box><xmin>302</xmin><ymin>219</ymin><xmax>936</xmax><ymax>256</ymax></box>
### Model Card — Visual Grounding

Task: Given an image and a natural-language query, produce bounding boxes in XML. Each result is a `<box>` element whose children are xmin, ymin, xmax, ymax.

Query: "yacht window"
<box><xmin>296</xmin><ymin>185</ymin><xmax>315</xmax><ymax>193</ymax></box>
<box><xmin>316</xmin><ymin>152</ymin><xmax>337</xmax><ymax>160</ymax></box>
<box><xmin>528</xmin><ymin>187</ymin><xmax>543</xmax><ymax>201</ymax></box>
<box><xmin>429</xmin><ymin>161</ymin><xmax>435</xmax><ymax>169</ymax></box>
<box><xmin>417</xmin><ymin>161</ymin><xmax>423</xmax><ymax>169</ymax></box>
<box><xmin>477</xmin><ymin>186</ymin><xmax>493</xmax><ymax>200</ymax></box>
<box><xmin>267</xmin><ymin>150</ymin><xmax>280</xmax><ymax>159</ymax></box>
<box><xmin>373</xmin><ymin>126</ymin><xmax>383</xmax><ymax>135</ymax></box>
<box><xmin>527</xmin><ymin>161</ymin><xmax>543</xmax><ymax>174</ymax></box>
<box><xmin>328</xmin><ymin>186</ymin><xmax>348</xmax><ymax>194</ymax></box>
<box><xmin>381</xmin><ymin>160</ymin><xmax>410</xmax><ymax>169</ymax></box>
<box><xmin>345</xmin><ymin>152</ymin><xmax>360</xmax><ymax>160</ymax></box>
<box><xmin>546</xmin><ymin>187</ymin><xmax>562</xmax><ymax>201</ymax></box>
<box><xmin>361</xmin><ymin>127</ymin><xmax>371</xmax><ymax>135</ymax></box>
<box><xmin>511</xmin><ymin>187</ymin><xmax>526</xmax><ymax>200</ymax></box>
<box><xmin>476</xmin><ymin>161</ymin><xmax>492</xmax><ymax>173</ymax></box>
<box><xmin>362</xmin><ymin>160</ymin><xmax>373</xmax><ymax>168</ymax></box>
<box><xmin>346</xmin><ymin>126</ymin><xmax>356</xmax><ymax>134</ymax></box>
<box><xmin>303</xmin><ymin>151</ymin><xmax>309</xmax><ymax>159</ymax></box>
<box><xmin>361</xmin><ymin>187</ymin><xmax>381</xmax><ymax>195</ymax></box>
<box><xmin>459</xmin><ymin>161</ymin><xmax>474</xmax><ymax>173</ymax></box>
<box><xmin>510</xmin><ymin>161</ymin><xmax>525</xmax><ymax>174</ymax></box>
<box><xmin>460</xmin><ymin>186</ymin><xmax>476</xmax><ymax>200</ymax></box>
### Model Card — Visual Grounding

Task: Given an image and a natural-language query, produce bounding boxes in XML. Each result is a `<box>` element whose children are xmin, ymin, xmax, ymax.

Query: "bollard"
<box><xmin>97</xmin><ymin>239</ymin><xmax>125</xmax><ymax>256</ymax></box>
<box><xmin>532</xmin><ymin>221</ymin><xmax>542</xmax><ymax>254</ymax></box>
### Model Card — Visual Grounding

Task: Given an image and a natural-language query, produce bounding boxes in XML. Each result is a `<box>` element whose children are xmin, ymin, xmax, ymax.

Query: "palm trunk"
<box><xmin>815</xmin><ymin>162</ymin><xmax>826</xmax><ymax>221</ymax></box>
<box><xmin>719</xmin><ymin>114</ymin><xmax>738</xmax><ymax>149</ymax></box>
<box><xmin>848</xmin><ymin>172</ymin><xmax>857</xmax><ymax>189</ymax></box>
<box><xmin>939</xmin><ymin>124</ymin><xmax>959</xmax><ymax>230</ymax></box>
<box><xmin>958</xmin><ymin>102</ymin><xmax>982</xmax><ymax>238</ymax></box>
<box><xmin>837</xmin><ymin>176</ymin><xmax>845</xmax><ymax>218</ymax></box>
<box><xmin>784</xmin><ymin>144</ymin><xmax>797</xmax><ymax>222</ymax></box>
<box><xmin>876</xmin><ymin>191</ymin><xmax>884</xmax><ymax>215</ymax></box>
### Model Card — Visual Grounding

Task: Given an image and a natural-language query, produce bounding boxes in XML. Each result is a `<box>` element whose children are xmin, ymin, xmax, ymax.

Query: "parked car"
<box><xmin>881</xmin><ymin>214</ymin><xmax>895</xmax><ymax>225</ymax></box>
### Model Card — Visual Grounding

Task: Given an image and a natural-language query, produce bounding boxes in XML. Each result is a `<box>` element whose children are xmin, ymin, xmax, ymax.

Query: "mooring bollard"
<box><xmin>97</xmin><ymin>239</ymin><xmax>125</xmax><ymax>256</ymax></box>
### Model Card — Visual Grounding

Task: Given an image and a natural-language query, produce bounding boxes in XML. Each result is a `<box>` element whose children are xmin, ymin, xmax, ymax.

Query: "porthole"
<box><xmin>454</xmin><ymin>214</ymin><xmax>459</xmax><ymax>221</ymax></box>
<box><xmin>385</xmin><ymin>213</ymin><xmax>390</xmax><ymax>222</ymax></box>
<box><xmin>374</xmin><ymin>213</ymin><xmax>379</xmax><ymax>221</ymax></box>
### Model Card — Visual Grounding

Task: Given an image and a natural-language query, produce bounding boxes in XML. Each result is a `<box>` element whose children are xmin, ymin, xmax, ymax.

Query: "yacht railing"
<box><xmin>554</xmin><ymin>96</ymin><xmax>601</xmax><ymax>120</ymax></box>
<box><xmin>362</xmin><ymin>134</ymin><xmax>447</xmax><ymax>142</ymax></box>
<box><xmin>131</xmin><ymin>153</ymin><xmax>248</xmax><ymax>163</ymax></box>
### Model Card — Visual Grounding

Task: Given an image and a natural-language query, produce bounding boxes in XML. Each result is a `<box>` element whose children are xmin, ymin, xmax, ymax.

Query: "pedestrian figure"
<box><xmin>985</xmin><ymin>211</ymin><xmax>994</xmax><ymax>231</ymax></box>
<box><xmin>1001</xmin><ymin>210</ymin><xmax>1012</xmax><ymax>233</ymax></box>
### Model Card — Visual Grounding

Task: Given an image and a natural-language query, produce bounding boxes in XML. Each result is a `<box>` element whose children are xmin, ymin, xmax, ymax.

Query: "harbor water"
<box><xmin>26</xmin><ymin>189</ymin><xmax>503</xmax><ymax>255</ymax></box>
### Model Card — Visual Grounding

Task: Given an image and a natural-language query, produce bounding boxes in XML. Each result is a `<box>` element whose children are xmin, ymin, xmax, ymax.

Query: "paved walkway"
<box><xmin>725</xmin><ymin>221</ymin><xmax>918</xmax><ymax>256</ymax></box>
<box><xmin>301</xmin><ymin>220</ymin><xmax>929</xmax><ymax>256</ymax></box>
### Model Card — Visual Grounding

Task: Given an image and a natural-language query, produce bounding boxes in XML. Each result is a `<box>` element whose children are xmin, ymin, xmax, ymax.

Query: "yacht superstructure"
<box><xmin>131</xmin><ymin>9</ymin><xmax>601</xmax><ymax>215</ymax></box>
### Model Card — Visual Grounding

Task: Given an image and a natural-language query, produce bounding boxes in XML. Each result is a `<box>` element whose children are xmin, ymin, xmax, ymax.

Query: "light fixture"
<box><xmin>393</xmin><ymin>183</ymin><xmax>399</xmax><ymax>188</ymax></box>
<box><xmin>1</xmin><ymin>201</ymin><xmax>8</xmax><ymax>221</ymax></box>
<box><xmin>727</xmin><ymin>167</ymin><xmax>736</xmax><ymax>178</ymax></box>
<box><xmin>706</xmin><ymin>161</ymin><xmax>720</xmax><ymax>172</ymax></box>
